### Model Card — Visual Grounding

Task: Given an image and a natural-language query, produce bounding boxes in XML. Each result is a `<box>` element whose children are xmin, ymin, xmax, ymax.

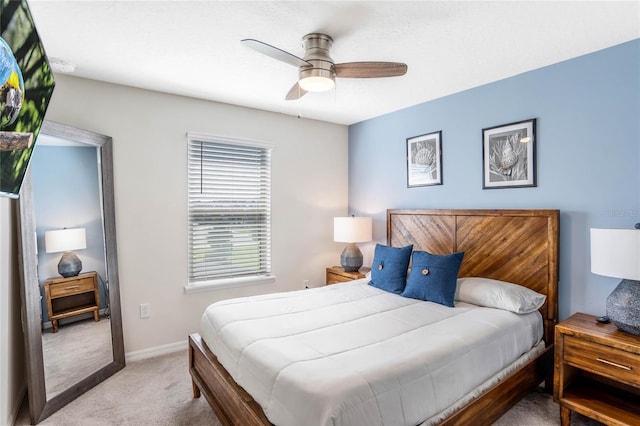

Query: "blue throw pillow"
<box><xmin>368</xmin><ymin>244</ymin><xmax>413</xmax><ymax>294</ymax></box>
<box><xmin>401</xmin><ymin>250</ymin><xmax>465</xmax><ymax>307</ymax></box>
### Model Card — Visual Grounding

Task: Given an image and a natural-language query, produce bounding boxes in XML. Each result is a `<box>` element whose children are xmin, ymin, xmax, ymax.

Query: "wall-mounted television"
<box><xmin>0</xmin><ymin>0</ymin><xmax>55</xmax><ymax>198</ymax></box>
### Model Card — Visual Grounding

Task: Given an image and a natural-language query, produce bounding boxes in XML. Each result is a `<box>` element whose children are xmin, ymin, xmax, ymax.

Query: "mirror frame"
<box><xmin>16</xmin><ymin>120</ymin><xmax>125</xmax><ymax>424</ymax></box>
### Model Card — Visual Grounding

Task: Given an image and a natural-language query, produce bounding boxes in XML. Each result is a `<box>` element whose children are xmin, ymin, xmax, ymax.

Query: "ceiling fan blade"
<box><xmin>285</xmin><ymin>82</ymin><xmax>307</xmax><ymax>101</ymax></box>
<box><xmin>241</xmin><ymin>39</ymin><xmax>310</xmax><ymax>68</ymax></box>
<box><xmin>335</xmin><ymin>62</ymin><xmax>408</xmax><ymax>78</ymax></box>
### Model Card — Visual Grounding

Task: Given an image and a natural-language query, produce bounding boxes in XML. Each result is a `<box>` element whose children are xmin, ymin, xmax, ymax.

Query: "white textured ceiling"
<box><xmin>28</xmin><ymin>1</ymin><xmax>639</xmax><ymax>125</ymax></box>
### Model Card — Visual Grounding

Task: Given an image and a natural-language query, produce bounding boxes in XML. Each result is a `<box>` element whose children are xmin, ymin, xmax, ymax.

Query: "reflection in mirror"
<box><xmin>32</xmin><ymin>135</ymin><xmax>112</xmax><ymax>398</ymax></box>
<box><xmin>17</xmin><ymin>120</ymin><xmax>125</xmax><ymax>424</ymax></box>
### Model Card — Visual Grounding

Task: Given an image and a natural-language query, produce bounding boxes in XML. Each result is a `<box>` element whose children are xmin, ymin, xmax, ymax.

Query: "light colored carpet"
<box><xmin>493</xmin><ymin>388</ymin><xmax>602</xmax><ymax>426</ymax></box>
<box><xmin>16</xmin><ymin>350</ymin><xmax>219</xmax><ymax>426</ymax></box>
<box><xmin>42</xmin><ymin>317</ymin><xmax>113</xmax><ymax>398</ymax></box>
<box><xmin>16</xmin><ymin>350</ymin><xmax>603</xmax><ymax>425</ymax></box>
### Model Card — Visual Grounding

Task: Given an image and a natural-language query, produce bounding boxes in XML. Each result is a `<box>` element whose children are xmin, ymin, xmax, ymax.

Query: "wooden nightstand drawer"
<box><xmin>555</xmin><ymin>313</ymin><xmax>640</xmax><ymax>426</ymax></box>
<box><xmin>44</xmin><ymin>272</ymin><xmax>100</xmax><ymax>332</ymax></box>
<box><xmin>48</xmin><ymin>276</ymin><xmax>95</xmax><ymax>298</ymax></box>
<box><xmin>327</xmin><ymin>273</ymin><xmax>354</xmax><ymax>284</ymax></box>
<box><xmin>326</xmin><ymin>266</ymin><xmax>370</xmax><ymax>285</ymax></box>
<box><xmin>565</xmin><ymin>335</ymin><xmax>640</xmax><ymax>387</ymax></box>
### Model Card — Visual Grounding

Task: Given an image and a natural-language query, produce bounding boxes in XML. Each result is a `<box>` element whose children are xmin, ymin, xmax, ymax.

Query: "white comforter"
<box><xmin>200</xmin><ymin>279</ymin><xmax>543</xmax><ymax>426</ymax></box>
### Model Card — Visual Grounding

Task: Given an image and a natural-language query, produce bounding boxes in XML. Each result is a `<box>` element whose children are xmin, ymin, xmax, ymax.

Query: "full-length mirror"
<box><xmin>17</xmin><ymin>120</ymin><xmax>124</xmax><ymax>424</ymax></box>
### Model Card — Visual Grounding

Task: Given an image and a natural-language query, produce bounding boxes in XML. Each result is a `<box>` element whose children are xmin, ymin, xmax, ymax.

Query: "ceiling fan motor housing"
<box><xmin>299</xmin><ymin>33</ymin><xmax>335</xmax><ymax>89</ymax></box>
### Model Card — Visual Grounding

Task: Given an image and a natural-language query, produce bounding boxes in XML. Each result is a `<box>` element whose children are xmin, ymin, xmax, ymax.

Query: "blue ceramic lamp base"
<box><xmin>340</xmin><ymin>243</ymin><xmax>363</xmax><ymax>272</ymax></box>
<box><xmin>58</xmin><ymin>251</ymin><xmax>83</xmax><ymax>278</ymax></box>
<box><xmin>606</xmin><ymin>279</ymin><xmax>640</xmax><ymax>336</ymax></box>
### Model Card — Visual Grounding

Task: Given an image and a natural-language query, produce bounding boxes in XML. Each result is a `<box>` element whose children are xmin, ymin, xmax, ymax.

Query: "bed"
<box><xmin>189</xmin><ymin>209</ymin><xmax>559</xmax><ymax>425</ymax></box>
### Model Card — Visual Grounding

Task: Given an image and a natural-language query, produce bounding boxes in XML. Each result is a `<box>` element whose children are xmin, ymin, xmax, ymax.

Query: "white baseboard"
<box><xmin>9</xmin><ymin>382</ymin><xmax>27</xmax><ymax>426</ymax></box>
<box><xmin>125</xmin><ymin>340</ymin><xmax>186</xmax><ymax>362</ymax></box>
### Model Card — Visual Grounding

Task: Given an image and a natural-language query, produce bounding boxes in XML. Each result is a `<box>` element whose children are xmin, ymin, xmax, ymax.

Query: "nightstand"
<box><xmin>43</xmin><ymin>271</ymin><xmax>100</xmax><ymax>332</ymax></box>
<box><xmin>554</xmin><ymin>312</ymin><xmax>640</xmax><ymax>425</ymax></box>
<box><xmin>325</xmin><ymin>266</ymin><xmax>370</xmax><ymax>285</ymax></box>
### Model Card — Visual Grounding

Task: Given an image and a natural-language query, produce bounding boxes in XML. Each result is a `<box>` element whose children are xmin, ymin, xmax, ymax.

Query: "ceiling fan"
<box><xmin>241</xmin><ymin>33</ymin><xmax>408</xmax><ymax>100</ymax></box>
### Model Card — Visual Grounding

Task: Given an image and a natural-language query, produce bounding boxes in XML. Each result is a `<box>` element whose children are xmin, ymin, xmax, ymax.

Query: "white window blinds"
<box><xmin>187</xmin><ymin>133</ymin><xmax>272</xmax><ymax>285</ymax></box>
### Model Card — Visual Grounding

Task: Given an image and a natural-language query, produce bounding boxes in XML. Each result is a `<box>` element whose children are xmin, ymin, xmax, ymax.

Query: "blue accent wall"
<box><xmin>31</xmin><ymin>145</ymin><xmax>108</xmax><ymax>323</ymax></box>
<box><xmin>348</xmin><ymin>39</ymin><xmax>640</xmax><ymax>321</ymax></box>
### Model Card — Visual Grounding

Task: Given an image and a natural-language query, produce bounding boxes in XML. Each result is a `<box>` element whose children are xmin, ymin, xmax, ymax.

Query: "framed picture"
<box><xmin>406</xmin><ymin>130</ymin><xmax>442</xmax><ymax>187</ymax></box>
<box><xmin>482</xmin><ymin>119</ymin><xmax>536</xmax><ymax>189</ymax></box>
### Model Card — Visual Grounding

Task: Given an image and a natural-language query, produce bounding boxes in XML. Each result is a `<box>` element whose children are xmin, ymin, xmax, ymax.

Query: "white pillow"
<box><xmin>455</xmin><ymin>277</ymin><xmax>546</xmax><ymax>314</ymax></box>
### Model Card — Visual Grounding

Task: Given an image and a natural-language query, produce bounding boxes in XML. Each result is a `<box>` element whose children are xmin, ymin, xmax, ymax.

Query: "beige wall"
<box><xmin>1</xmin><ymin>197</ymin><xmax>26</xmax><ymax>425</ymax></box>
<box><xmin>38</xmin><ymin>74</ymin><xmax>349</xmax><ymax>354</ymax></box>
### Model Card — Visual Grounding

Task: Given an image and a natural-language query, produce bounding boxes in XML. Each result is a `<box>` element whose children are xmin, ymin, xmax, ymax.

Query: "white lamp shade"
<box><xmin>45</xmin><ymin>228</ymin><xmax>87</xmax><ymax>253</ymax></box>
<box><xmin>334</xmin><ymin>217</ymin><xmax>372</xmax><ymax>243</ymax></box>
<box><xmin>591</xmin><ymin>228</ymin><xmax>640</xmax><ymax>280</ymax></box>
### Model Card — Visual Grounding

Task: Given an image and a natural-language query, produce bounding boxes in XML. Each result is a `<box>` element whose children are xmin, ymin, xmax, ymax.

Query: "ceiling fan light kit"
<box><xmin>241</xmin><ymin>32</ymin><xmax>407</xmax><ymax>100</ymax></box>
<box><xmin>298</xmin><ymin>73</ymin><xmax>335</xmax><ymax>92</ymax></box>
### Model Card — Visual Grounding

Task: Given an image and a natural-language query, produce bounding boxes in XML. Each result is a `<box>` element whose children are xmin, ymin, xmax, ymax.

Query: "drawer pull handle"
<box><xmin>64</xmin><ymin>285</ymin><xmax>80</xmax><ymax>290</ymax></box>
<box><xmin>596</xmin><ymin>358</ymin><xmax>632</xmax><ymax>371</ymax></box>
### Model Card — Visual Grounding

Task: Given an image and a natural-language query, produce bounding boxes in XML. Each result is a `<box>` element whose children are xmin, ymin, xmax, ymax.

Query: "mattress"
<box><xmin>200</xmin><ymin>278</ymin><xmax>543</xmax><ymax>426</ymax></box>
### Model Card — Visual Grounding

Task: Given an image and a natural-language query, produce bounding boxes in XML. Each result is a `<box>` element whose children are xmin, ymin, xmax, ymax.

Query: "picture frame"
<box><xmin>482</xmin><ymin>118</ymin><xmax>536</xmax><ymax>189</ymax></box>
<box><xmin>406</xmin><ymin>130</ymin><xmax>442</xmax><ymax>187</ymax></box>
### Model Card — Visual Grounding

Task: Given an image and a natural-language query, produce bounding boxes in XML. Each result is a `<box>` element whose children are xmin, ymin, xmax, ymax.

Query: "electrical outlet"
<box><xmin>140</xmin><ymin>303</ymin><xmax>151</xmax><ymax>318</ymax></box>
<box><xmin>303</xmin><ymin>279</ymin><xmax>310</xmax><ymax>289</ymax></box>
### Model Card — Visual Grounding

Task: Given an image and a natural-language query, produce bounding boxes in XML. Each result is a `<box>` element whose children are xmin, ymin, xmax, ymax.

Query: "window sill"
<box><xmin>183</xmin><ymin>274</ymin><xmax>276</xmax><ymax>294</ymax></box>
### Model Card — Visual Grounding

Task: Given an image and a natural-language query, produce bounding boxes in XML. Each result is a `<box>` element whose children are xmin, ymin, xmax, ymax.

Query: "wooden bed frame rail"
<box><xmin>189</xmin><ymin>333</ymin><xmax>271</xmax><ymax>426</ymax></box>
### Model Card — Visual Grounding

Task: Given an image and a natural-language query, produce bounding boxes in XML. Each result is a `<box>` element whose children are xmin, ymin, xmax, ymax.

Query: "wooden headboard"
<box><xmin>387</xmin><ymin>209</ymin><xmax>559</xmax><ymax>342</ymax></box>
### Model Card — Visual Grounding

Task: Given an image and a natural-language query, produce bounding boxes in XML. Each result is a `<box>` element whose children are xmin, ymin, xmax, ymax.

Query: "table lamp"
<box><xmin>45</xmin><ymin>227</ymin><xmax>87</xmax><ymax>278</ymax></box>
<box><xmin>334</xmin><ymin>216</ymin><xmax>372</xmax><ymax>272</ymax></box>
<box><xmin>590</xmin><ymin>226</ymin><xmax>640</xmax><ymax>335</ymax></box>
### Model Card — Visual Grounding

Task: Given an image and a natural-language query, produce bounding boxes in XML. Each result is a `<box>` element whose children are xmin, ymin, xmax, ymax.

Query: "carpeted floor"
<box><xmin>42</xmin><ymin>317</ymin><xmax>113</xmax><ymax>398</ymax></box>
<box><xmin>16</xmin><ymin>349</ymin><xmax>602</xmax><ymax>425</ymax></box>
<box><xmin>492</xmin><ymin>389</ymin><xmax>602</xmax><ymax>426</ymax></box>
<box><xmin>16</xmin><ymin>350</ymin><xmax>219</xmax><ymax>426</ymax></box>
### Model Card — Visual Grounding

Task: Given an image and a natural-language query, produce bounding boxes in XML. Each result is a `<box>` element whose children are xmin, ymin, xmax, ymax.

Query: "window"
<box><xmin>186</xmin><ymin>133</ymin><xmax>273</xmax><ymax>291</ymax></box>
